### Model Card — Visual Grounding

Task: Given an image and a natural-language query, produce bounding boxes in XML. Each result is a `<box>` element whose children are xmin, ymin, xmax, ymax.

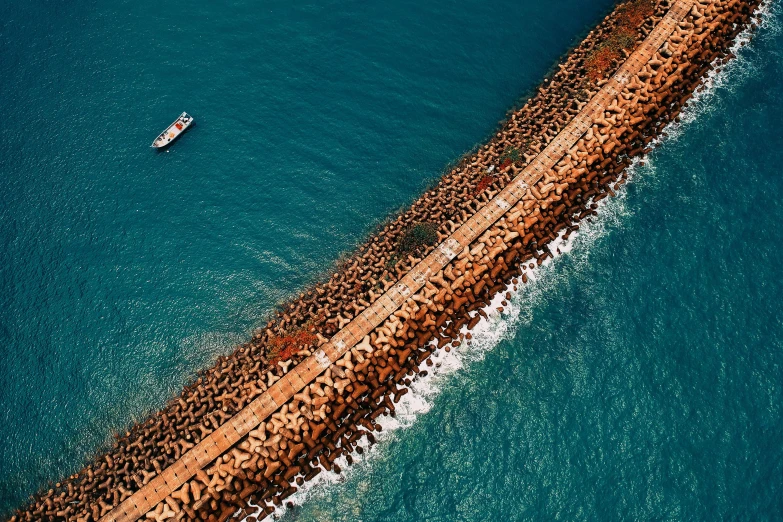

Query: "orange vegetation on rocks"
<box><xmin>586</xmin><ymin>0</ymin><xmax>655</xmax><ymax>81</ymax></box>
<box><xmin>586</xmin><ymin>46</ymin><xmax>623</xmax><ymax>81</ymax></box>
<box><xmin>474</xmin><ymin>175</ymin><xmax>496</xmax><ymax>196</ymax></box>
<box><xmin>618</xmin><ymin>0</ymin><xmax>655</xmax><ymax>28</ymax></box>
<box><xmin>268</xmin><ymin>328</ymin><xmax>317</xmax><ymax>363</ymax></box>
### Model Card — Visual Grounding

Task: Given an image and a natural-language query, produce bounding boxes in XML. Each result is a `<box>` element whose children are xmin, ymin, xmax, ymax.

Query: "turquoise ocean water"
<box><xmin>1</xmin><ymin>0</ymin><xmax>781</xmax><ymax>519</ymax></box>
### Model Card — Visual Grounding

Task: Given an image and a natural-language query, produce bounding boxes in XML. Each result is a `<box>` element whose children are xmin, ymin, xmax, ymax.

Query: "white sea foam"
<box><xmin>241</xmin><ymin>7</ymin><xmax>778</xmax><ymax>520</ymax></box>
<box><xmin>650</xmin><ymin>0</ymin><xmax>779</xmax><ymax>144</ymax></box>
<box><xmin>243</xmin><ymin>157</ymin><xmax>640</xmax><ymax>522</ymax></box>
<box><xmin>244</xmin><ymin>187</ymin><xmax>630</xmax><ymax>522</ymax></box>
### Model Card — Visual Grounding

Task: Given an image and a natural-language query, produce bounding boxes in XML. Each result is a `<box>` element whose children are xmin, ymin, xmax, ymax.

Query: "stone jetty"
<box><xmin>9</xmin><ymin>0</ymin><xmax>763</xmax><ymax>520</ymax></box>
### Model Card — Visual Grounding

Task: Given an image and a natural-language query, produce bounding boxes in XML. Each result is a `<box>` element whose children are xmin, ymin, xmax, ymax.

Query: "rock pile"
<box><xmin>8</xmin><ymin>0</ymin><xmax>762</xmax><ymax>520</ymax></box>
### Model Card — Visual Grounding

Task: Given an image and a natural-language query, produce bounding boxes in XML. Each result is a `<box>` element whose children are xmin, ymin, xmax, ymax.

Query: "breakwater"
<box><xmin>10</xmin><ymin>0</ymin><xmax>764</xmax><ymax>521</ymax></box>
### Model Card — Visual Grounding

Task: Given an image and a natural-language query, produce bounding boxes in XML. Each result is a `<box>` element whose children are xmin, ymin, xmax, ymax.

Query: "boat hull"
<box><xmin>151</xmin><ymin>112</ymin><xmax>193</xmax><ymax>148</ymax></box>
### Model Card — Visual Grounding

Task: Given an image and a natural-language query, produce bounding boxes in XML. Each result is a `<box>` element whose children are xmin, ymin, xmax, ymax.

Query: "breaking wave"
<box><xmin>243</xmin><ymin>5</ymin><xmax>779</xmax><ymax>519</ymax></box>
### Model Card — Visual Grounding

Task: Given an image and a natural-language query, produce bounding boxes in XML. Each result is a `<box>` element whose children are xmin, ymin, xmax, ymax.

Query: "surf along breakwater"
<box><xmin>10</xmin><ymin>0</ymin><xmax>764</xmax><ymax>521</ymax></box>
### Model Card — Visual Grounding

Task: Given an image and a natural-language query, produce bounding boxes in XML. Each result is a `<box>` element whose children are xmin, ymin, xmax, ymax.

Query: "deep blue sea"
<box><xmin>1</xmin><ymin>0</ymin><xmax>781</xmax><ymax>519</ymax></box>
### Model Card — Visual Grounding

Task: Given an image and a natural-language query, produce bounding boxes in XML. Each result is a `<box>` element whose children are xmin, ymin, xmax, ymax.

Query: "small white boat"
<box><xmin>151</xmin><ymin>112</ymin><xmax>193</xmax><ymax>148</ymax></box>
